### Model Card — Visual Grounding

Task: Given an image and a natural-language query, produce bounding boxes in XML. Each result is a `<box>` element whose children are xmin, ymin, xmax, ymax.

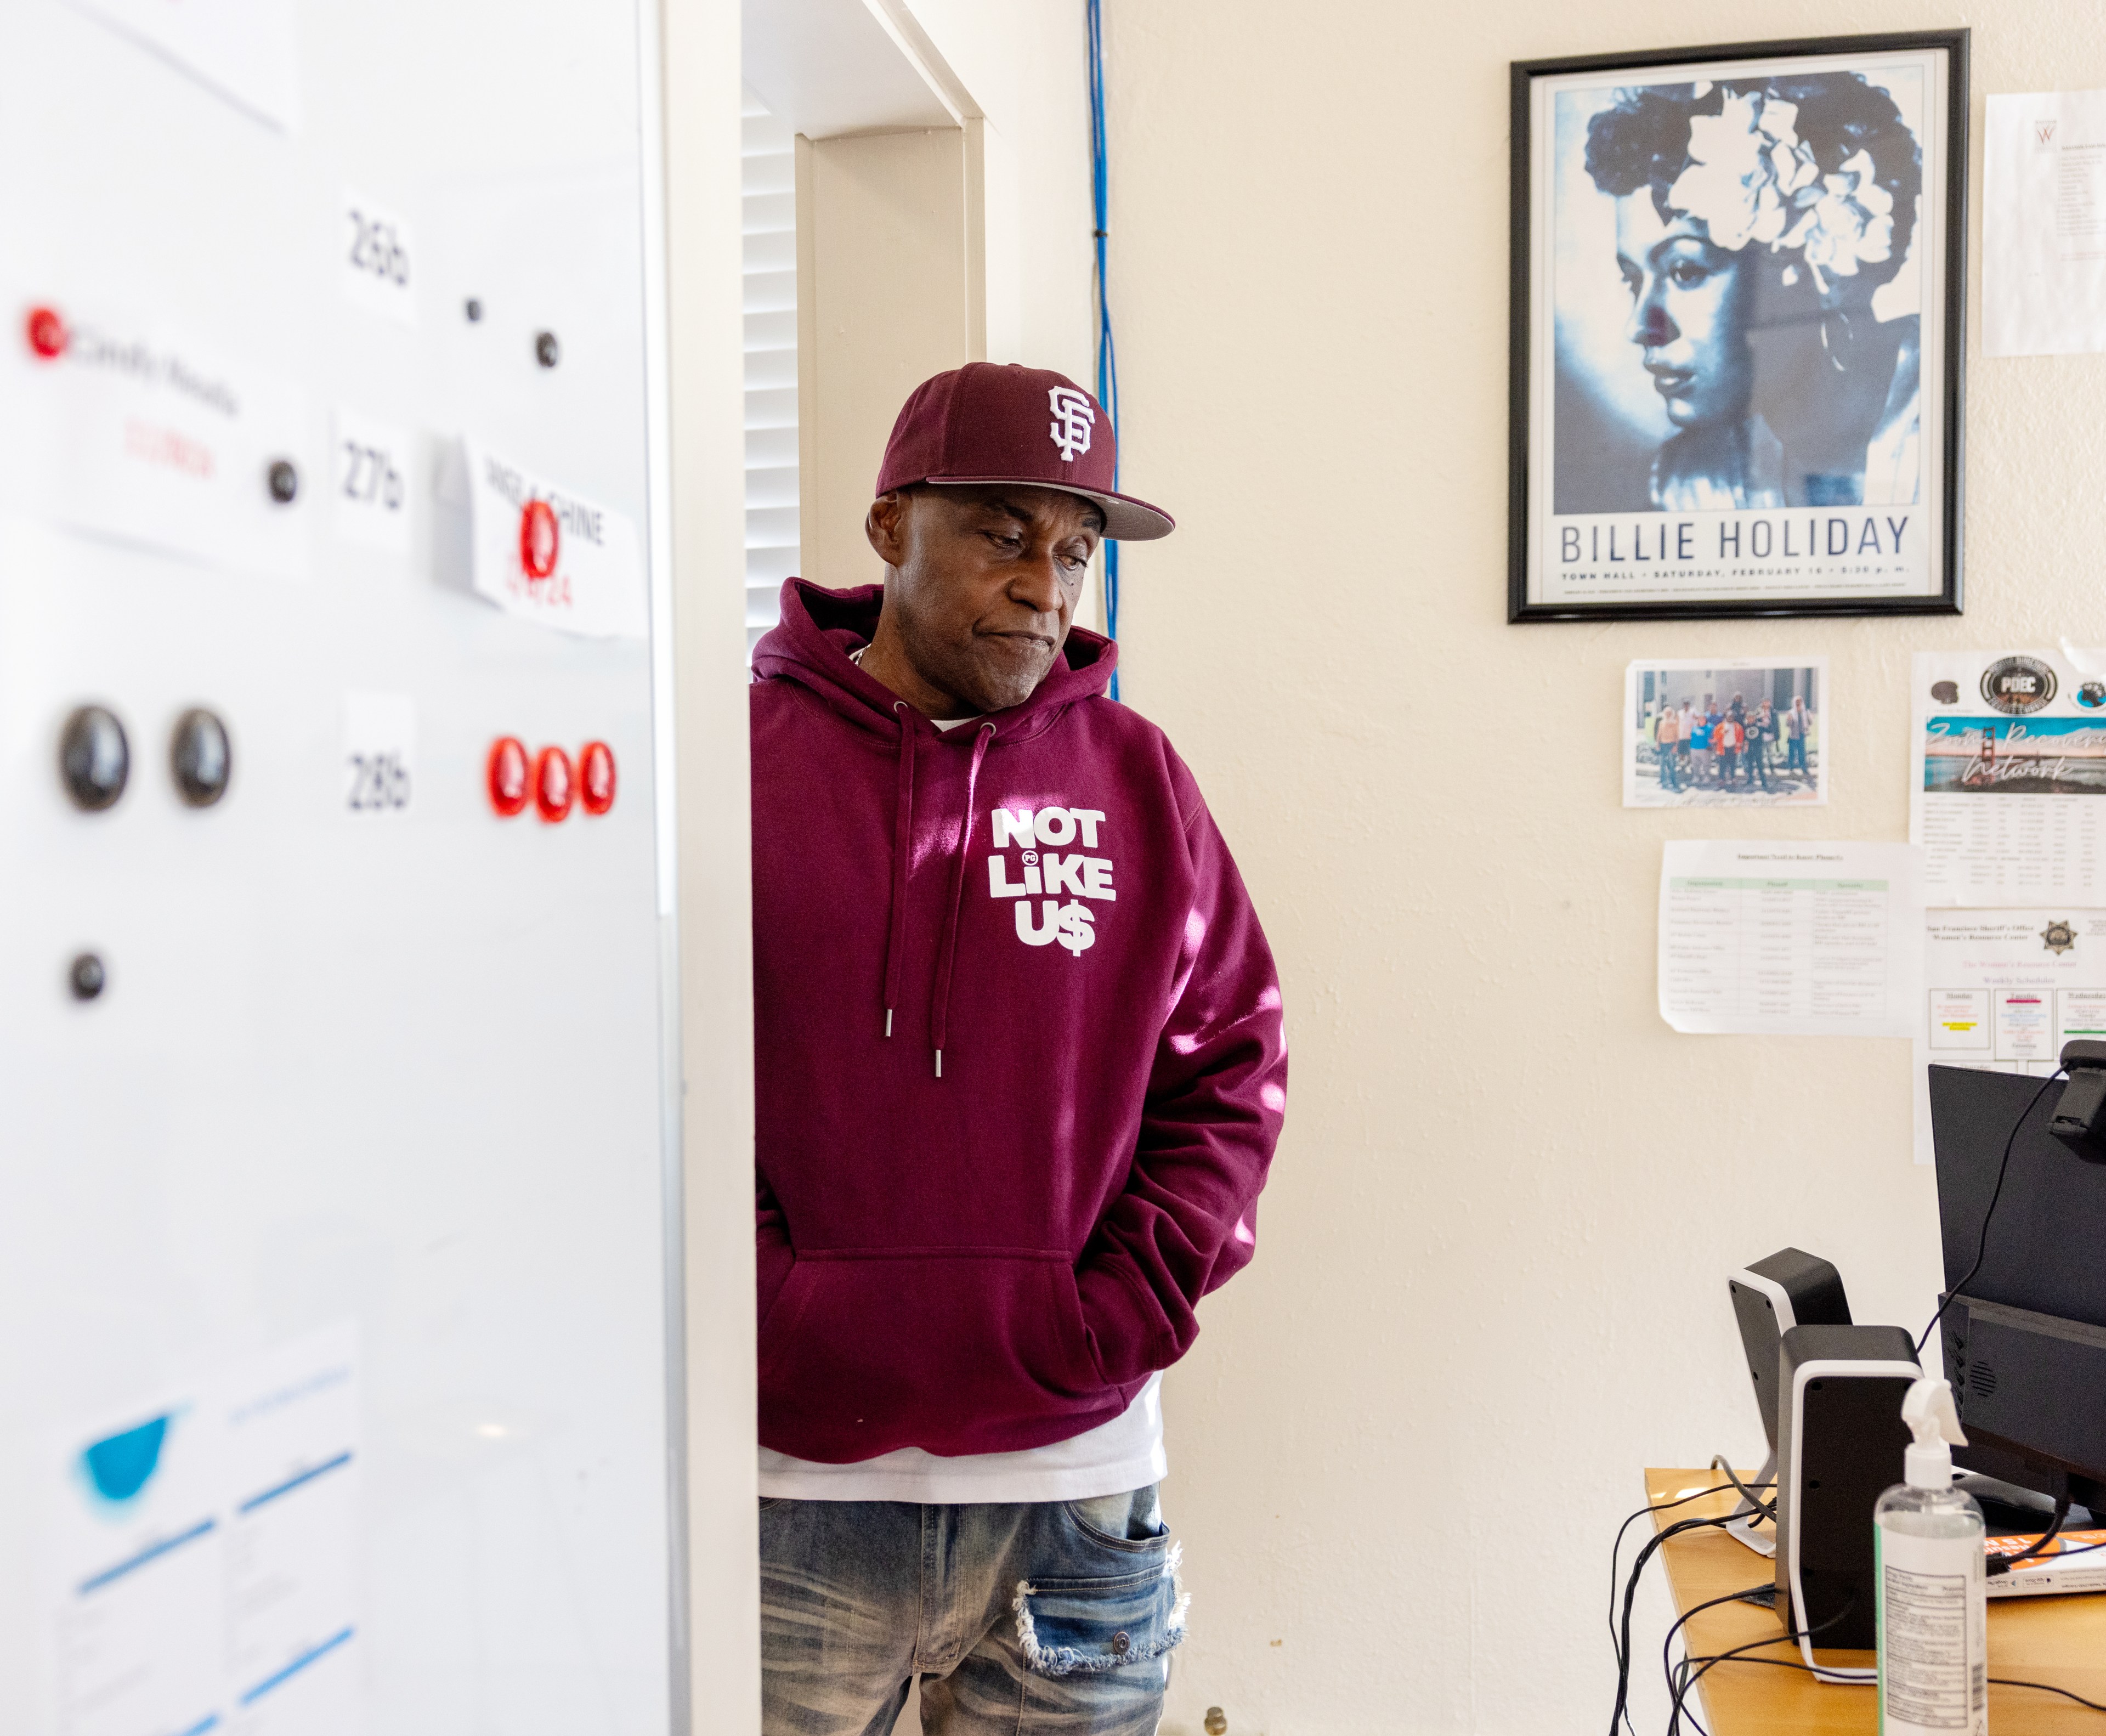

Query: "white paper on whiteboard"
<box><xmin>61</xmin><ymin>0</ymin><xmax>300</xmax><ymax>132</ymax></box>
<box><xmin>1658</xmin><ymin>839</ymin><xmax>1923</xmax><ymax>1037</ymax></box>
<box><xmin>457</xmin><ymin>438</ymin><xmax>646</xmax><ymax>640</ymax></box>
<box><xmin>1984</xmin><ymin>91</ymin><xmax>2106</xmax><ymax>357</ymax></box>
<box><xmin>0</xmin><ymin>291</ymin><xmax>313</xmax><ymax>583</ymax></box>
<box><xmin>39</xmin><ymin>1325</ymin><xmax>361</xmax><ymax>1733</ymax></box>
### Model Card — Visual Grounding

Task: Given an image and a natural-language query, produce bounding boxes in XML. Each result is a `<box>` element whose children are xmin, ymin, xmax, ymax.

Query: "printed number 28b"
<box><xmin>347</xmin><ymin>751</ymin><xmax>410</xmax><ymax>812</ymax></box>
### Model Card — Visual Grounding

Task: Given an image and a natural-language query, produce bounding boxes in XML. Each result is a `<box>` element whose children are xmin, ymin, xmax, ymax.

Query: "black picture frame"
<box><xmin>1508</xmin><ymin>31</ymin><xmax>1968</xmax><ymax>622</ymax></box>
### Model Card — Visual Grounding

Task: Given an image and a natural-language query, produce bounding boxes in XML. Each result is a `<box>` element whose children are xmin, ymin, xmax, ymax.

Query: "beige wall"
<box><xmin>1100</xmin><ymin>3</ymin><xmax>2106</xmax><ymax>1732</ymax></box>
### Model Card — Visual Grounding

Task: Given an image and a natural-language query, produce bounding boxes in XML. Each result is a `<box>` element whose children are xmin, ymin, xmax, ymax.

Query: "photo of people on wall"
<box><xmin>1625</xmin><ymin>659</ymin><xmax>1826</xmax><ymax>806</ymax></box>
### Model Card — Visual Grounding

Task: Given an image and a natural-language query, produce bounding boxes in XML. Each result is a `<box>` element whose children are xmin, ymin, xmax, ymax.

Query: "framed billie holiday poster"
<box><xmin>1509</xmin><ymin>31</ymin><xmax>1968</xmax><ymax>622</ymax></box>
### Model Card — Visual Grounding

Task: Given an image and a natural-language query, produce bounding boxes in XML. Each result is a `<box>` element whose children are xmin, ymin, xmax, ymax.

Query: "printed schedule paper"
<box><xmin>1911</xmin><ymin>649</ymin><xmax>2106</xmax><ymax>906</ymax></box>
<box><xmin>1912</xmin><ymin>909</ymin><xmax>2106</xmax><ymax>1162</ymax></box>
<box><xmin>1658</xmin><ymin>840</ymin><xmax>1923</xmax><ymax>1037</ymax></box>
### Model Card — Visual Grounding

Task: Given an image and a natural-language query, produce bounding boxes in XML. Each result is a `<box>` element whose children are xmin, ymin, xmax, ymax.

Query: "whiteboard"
<box><xmin>0</xmin><ymin>1</ymin><xmax>685</xmax><ymax>1731</ymax></box>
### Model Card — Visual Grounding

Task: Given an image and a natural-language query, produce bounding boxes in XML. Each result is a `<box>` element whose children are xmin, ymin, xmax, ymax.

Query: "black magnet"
<box><xmin>60</xmin><ymin>705</ymin><xmax>129</xmax><ymax>810</ymax></box>
<box><xmin>69</xmin><ymin>952</ymin><xmax>106</xmax><ymax>1001</ymax></box>
<box><xmin>534</xmin><ymin>330</ymin><xmax>560</xmax><ymax>368</ymax></box>
<box><xmin>267</xmin><ymin>458</ymin><xmax>300</xmax><ymax>504</ymax></box>
<box><xmin>465</xmin><ymin>297</ymin><xmax>484</xmax><ymax>323</ymax></box>
<box><xmin>171</xmin><ymin>708</ymin><xmax>232</xmax><ymax>807</ymax></box>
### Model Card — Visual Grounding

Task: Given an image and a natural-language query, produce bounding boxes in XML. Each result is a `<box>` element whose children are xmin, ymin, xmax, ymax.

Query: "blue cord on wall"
<box><xmin>1087</xmin><ymin>0</ymin><xmax>1120</xmax><ymax>702</ymax></box>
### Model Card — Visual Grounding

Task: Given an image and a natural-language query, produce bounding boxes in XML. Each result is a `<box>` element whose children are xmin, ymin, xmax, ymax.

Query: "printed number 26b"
<box><xmin>347</xmin><ymin>210</ymin><xmax>409</xmax><ymax>287</ymax></box>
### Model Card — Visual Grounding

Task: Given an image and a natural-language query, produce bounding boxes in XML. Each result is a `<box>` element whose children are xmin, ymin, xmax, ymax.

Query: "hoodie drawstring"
<box><xmin>882</xmin><ymin>702</ymin><xmax>916</xmax><ymax>1039</ymax></box>
<box><xmin>930</xmin><ymin>722</ymin><xmax>995</xmax><ymax>1078</ymax></box>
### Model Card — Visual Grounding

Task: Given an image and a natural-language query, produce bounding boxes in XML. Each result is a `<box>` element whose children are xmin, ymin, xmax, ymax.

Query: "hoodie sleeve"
<box><xmin>1075</xmin><ymin>779</ymin><xmax>1287</xmax><ymax>1389</ymax></box>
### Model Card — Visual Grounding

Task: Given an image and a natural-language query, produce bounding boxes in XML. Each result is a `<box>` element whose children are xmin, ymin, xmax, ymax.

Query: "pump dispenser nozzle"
<box><xmin>1900</xmin><ymin>1377</ymin><xmax>1969</xmax><ymax>1490</ymax></box>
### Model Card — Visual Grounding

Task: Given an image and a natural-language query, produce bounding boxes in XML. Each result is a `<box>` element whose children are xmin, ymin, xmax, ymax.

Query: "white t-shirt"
<box><xmin>761</xmin><ymin>650</ymin><xmax>1168</xmax><ymax>1502</ymax></box>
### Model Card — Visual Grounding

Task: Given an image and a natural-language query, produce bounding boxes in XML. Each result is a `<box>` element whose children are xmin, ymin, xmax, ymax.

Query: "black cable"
<box><xmin>1989</xmin><ymin>1676</ymin><xmax>2106</xmax><ymax>1714</ymax></box>
<box><xmin>1990</xmin><ymin>1495</ymin><xmax>2073</xmax><ymax>1576</ymax></box>
<box><xmin>1709</xmin><ymin>1454</ymin><xmax>1776</xmax><ymax>1521</ymax></box>
<box><xmin>1661</xmin><ymin>1585</ymin><xmax>1770</xmax><ymax>1736</ymax></box>
<box><xmin>1607</xmin><ymin>1483</ymin><xmax>1739</xmax><ymax>1656</ymax></box>
<box><xmin>1918</xmin><ymin>1068</ymin><xmax>2063</xmax><ymax>1355</ymax></box>
<box><xmin>1669</xmin><ymin>1602</ymin><xmax>1855</xmax><ymax>1729</ymax></box>
<box><xmin>1609</xmin><ymin>1502</ymin><xmax>1769</xmax><ymax>1736</ymax></box>
<box><xmin>1671</xmin><ymin>1653</ymin><xmax>2106</xmax><ymax>1718</ymax></box>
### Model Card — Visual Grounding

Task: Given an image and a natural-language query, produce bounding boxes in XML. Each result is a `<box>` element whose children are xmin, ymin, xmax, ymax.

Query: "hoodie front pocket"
<box><xmin>756</xmin><ymin>1252</ymin><xmax>1108</xmax><ymax>1461</ymax></box>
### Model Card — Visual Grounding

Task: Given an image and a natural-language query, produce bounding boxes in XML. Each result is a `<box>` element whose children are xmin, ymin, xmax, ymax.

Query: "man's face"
<box><xmin>865</xmin><ymin>484</ymin><xmax>1102</xmax><ymax>714</ymax></box>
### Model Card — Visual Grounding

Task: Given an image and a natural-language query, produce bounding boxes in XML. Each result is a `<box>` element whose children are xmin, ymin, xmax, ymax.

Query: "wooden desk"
<box><xmin>1646</xmin><ymin>1468</ymin><xmax>2106</xmax><ymax>1734</ymax></box>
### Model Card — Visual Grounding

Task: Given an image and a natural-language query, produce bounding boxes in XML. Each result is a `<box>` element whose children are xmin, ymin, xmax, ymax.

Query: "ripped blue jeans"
<box><xmin>758</xmin><ymin>1488</ymin><xmax>1184</xmax><ymax>1734</ymax></box>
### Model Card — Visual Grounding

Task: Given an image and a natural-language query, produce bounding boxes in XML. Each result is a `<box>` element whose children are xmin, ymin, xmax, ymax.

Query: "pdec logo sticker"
<box><xmin>1981</xmin><ymin>656</ymin><xmax>2057</xmax><ymax>715</ymax></box>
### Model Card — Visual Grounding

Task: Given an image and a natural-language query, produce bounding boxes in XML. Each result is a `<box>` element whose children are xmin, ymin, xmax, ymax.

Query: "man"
<box><xmin>747</xmin><ymin>362</ymin><xmax>1287</xmax><ymax>1734</ymax></box>
<box><xmin>1746</xmin><ymin>700</ymin><xmax>1775</xmax><ymax>791</ymax></box>
<box><xmin>1688</xmin><ymin>704</ymin><xmax>1712</xmax><ymax>786</ymax></box>
<box><xmin>1714</xmin><ymin>710</ymin><xmax>1740</xmax><ymax>788</ymax></box>
<box><xmin>1785</xmin><ymin>694</ymin><xmax>1811</xmax><ymax>778</ymax></box>
<box><xmin>1654</xmin><ymin>697</ymin><xmax>1681</xmax><ymax>793</ymax></box>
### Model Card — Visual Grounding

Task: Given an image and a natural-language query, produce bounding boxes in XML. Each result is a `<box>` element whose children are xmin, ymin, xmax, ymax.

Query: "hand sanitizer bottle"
<box><xmin>1876</xmin><ymin>1377</ymin><xmax>1987</xmax><ymax>1736</ymax></box>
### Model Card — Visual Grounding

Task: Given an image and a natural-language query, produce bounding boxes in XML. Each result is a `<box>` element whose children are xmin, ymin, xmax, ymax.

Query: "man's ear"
<box><xmin>866</xmin><ymin>491</ymin><xmax>909</xmax><ymax>566</ymax></box>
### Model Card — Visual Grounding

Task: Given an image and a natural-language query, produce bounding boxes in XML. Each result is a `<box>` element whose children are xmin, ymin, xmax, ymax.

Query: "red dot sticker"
<box><xmin>487</xmin><ymin>737</ymin><xmax>529</xmax><ymax>817</ymax></box>
<box><xmin>533</xmin><ymin>745</ymin><xmax>574</xmax><ymax>823</ymax></box>
<box><xmin>25</xmin><ymin>306</ymin><xmax>67</xmax><ymax>360</ymax></box>
<box><xmin>519</xmin><ymin>499</ymin><xmax>559</xmax><ymax>580</ymax></box>
<box><xmin>579</xmin><ymin>740</ymin><xmax>616</xmax><ymax>815</ymax></box>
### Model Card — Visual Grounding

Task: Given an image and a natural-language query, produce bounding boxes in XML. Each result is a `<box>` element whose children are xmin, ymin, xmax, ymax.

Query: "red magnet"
<box><xmin>533</xmin><ymin>745</ymin><xmax>574</xmax><ymax>822</ymax></box>
<box><xmin>487</xmin><ymin>737</ymin><xmax>530</xmax><ymax>817</ymax></box>
<box><xmin>579</xmin><ymin>740</ymin><xmax>616</xmax><ymax>815</ymax></box>
<box><xmin>519</xmin><ymin>499</ymin><xmax>559</xmax><ymax>580</ymax></box>
<box><xmin>25</xmin><ymin>306</ymin><xmax>67</xmax><ymax>360</ymax></box>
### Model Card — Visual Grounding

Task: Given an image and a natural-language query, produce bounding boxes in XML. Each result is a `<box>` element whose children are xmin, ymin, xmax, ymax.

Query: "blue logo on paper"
<box><xmin>81</xmin><ymin>1416</ymin><xmax>171</xmax><ymax>1505</ymax></box>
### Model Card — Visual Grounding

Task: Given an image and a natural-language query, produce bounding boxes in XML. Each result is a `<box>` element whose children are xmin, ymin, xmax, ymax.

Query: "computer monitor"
<box><xmin>1927</xmin><ymin>1064</ymin><xmax>2106</xmax><ymax>1512</ymax></box>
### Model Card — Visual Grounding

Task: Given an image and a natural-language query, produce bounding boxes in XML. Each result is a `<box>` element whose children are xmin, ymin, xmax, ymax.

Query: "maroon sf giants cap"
<box><xmin>874</xmin><ymin>362</ymin><xmax>1174</xmax><ymax>540</ymax></box>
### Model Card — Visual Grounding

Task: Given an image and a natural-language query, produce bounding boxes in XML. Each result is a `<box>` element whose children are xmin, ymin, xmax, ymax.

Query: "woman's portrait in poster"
<box><xmin>1552</xmin><ymin>68</ymin><xmax>1926</xmax><ymax>513</ymax></box>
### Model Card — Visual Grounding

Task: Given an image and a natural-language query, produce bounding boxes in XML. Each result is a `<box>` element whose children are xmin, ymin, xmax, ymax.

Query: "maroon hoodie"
<box><xmin>750</xmin><ymin>580</ymin><xmax>1287</xmax><ymax>1462</ymax></box>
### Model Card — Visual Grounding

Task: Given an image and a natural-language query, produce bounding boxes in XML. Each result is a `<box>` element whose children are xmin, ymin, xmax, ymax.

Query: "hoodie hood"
<box><xmin>751</xmin><ymin>579</ymin><xmax>1118</xmax><ymax>747</ymax></box>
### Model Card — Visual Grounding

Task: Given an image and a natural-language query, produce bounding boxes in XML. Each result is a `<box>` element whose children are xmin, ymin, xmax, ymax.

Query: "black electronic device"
<box><xmin>1773</xmin><ymin>1324</ymin><xmax>1918</xmax><ymax>1672</ymax></box>
<box><xmin>1928</xmin><ymin>1061</ymin><xmax>2106</xmax><ymax>1512</ymax></box>
<box><xmin>1723</xmin><ymin>1249</ymin><xmax>1852</xmax><ymax>1557</ymax></box>
<box><xmin>2047</xmin><ymin>1040</ymin><xmax>2106</xmax><ymax>1163</ymax></box>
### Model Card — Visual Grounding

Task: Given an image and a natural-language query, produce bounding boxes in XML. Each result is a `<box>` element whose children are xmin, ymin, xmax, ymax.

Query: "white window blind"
<box><xmin>743</xmin><ymin>90</ymin><xmax>798</xmax><ymax>655</ymax></box>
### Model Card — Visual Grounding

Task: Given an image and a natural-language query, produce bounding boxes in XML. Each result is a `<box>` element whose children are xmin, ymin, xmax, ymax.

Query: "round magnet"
<box><xmin>69</xmin><ymin>952</ymin><xmax>106</xmax><ymax>1002</ymax></box>
<box><xmin>519</xmin><ymin>499</ymin><xmax>559</xmax><ymax>580</ymax></box>
<box><xmin>534</xmin><ymin>330</ymin><xmax>560</xmax><ymax>367</ymax></box>
<box><xmin>26</xmin><ymin>306</ymin><xmax>67</xmax><ymax>359</ymax></box>
<box><xmin>533</xmin><ymin>745</ymin><xmax>574</xmax><ymax>823</ymax></box>
<box><xmin>60</xmin><ymin>705</ymin><xmax>129</xmax><ymax>811</ymax></box>
<box><xmin>579</xmin><ymin>740</ymin><xmax>616</xmax><ymax>815</ymax></box>
<box><xmin>487</xmin><ymin>737</ymin><xmax>530</xmax><ymax>817</ymax></box>
<box><xmin>170</xmin><ymin>708</ymin><xmax>232</xmax><ymax>807</ymax></box>
<box><xmin>266</xmin><ymin>459</ymin><xmax>301</xmax><ymax>504</ymax></box>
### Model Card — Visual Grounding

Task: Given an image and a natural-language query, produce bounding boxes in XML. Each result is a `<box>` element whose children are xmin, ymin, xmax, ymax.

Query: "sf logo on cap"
<box><xmin>1048</xmin><ymin>387</ymin><xmax>1095</xmax><ymax>462</ymax></box>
